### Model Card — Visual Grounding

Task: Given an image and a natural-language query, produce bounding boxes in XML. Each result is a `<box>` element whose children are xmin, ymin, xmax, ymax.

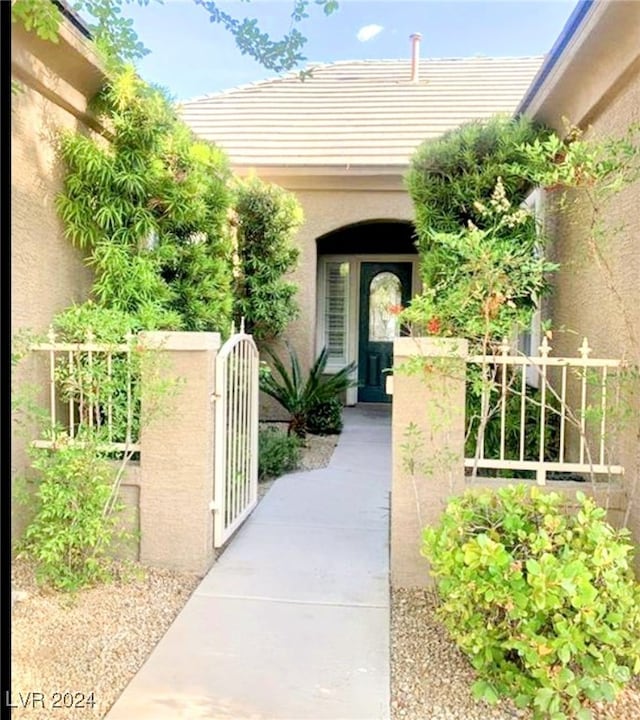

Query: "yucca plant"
<box><xmin>260</xmin><ymin>345</ymin><xmax>357</xmax><ymax>438</ymax></box>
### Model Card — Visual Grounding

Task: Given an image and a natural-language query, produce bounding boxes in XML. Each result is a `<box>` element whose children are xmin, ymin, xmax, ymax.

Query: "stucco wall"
<box><xmin>253</xmin><ymin>176</ymin><xmax>415</xmax><ymax>419</ymax></box>
<box><xmin>540</xmin><ymin>62</ymin><xmax>640</xmax><ymax>544</ymax></box>
<box><xmin>11</xmin><ymin>21</ymin><xmax>105</xmax><ymax>541</ymax></box>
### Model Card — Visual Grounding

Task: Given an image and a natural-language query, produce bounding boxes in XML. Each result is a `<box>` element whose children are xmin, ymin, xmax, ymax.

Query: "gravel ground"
<box><xmin>390</xmin><ymin>587</ymin><xmax>640</xmax><ymax>720</ymax></box>
<box><xmin>10</xmin><ymin>559</ymin><xmax>202</xmax><ymax>719</ymax></box>
<box><xmin>10</xmin><ymin>429</ymin><xmax>338</xmax><ymax>720</ymax></box>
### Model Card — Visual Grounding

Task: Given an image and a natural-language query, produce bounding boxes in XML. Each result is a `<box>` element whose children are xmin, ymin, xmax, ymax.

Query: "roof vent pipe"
<box><xmin>410</xmin><ymin>32</ymin><xmax>422</xmax><ymax>82</ymax></box>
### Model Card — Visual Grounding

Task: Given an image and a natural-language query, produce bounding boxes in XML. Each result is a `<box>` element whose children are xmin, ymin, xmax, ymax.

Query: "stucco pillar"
<box><xmin>138</xmin><ymin>331</ymin><xmax>220</xmax><ymax>573</ymax></box>
<box><xmin>391</xmin><ymin>337</ymin><xmax>468</xmax><ymax>587</ymax></box>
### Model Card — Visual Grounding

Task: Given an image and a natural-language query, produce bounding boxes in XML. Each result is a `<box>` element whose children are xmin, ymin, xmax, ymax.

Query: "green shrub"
<box><xmin>260</xmin><ymin>344</ymin><xmax>356</xmax><ymax>438</ymax></box>
<box><xmin>17</xmin><ymin>433</ymin><xmax>124</xmax><ymax>591</ymax></box>
<box><xmin>307</xmin><ymin>397</ymin><xmax>344</xmax><ymax>435</ymax></box>
<box><xmin>422</xmin><ymin>484</ymin><xmax>640</xmax><ymax>720</ymax></box>
<box><xmin>258</xmin><ymin>426</ymin><xmax>302</xmax><ymax>481</ymax></box>
<box><xmin>233</xmin><ymin>175</ymin><xmax>302</xmax><ymax>341</ymax></box>
<box><xmin>56</xmin><ymin>65</ymin><xmax>234</xmax><ymax>334</ymax></box>
<box><xmin>406</xmin><ymin>115</ymin><xmax>549</xmax><ymax>238</ymax></box>
<box><xmin>403</xmin><ymin>116</ymin><xmax>555</xmax><ymax>344</ymax></box>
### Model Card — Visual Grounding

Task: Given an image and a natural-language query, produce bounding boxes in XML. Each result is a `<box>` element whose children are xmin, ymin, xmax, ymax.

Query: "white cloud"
<box><xmin>356</xmin><ymin>24</ymin><xmax>384</xmax><ymax>42</ymax></box>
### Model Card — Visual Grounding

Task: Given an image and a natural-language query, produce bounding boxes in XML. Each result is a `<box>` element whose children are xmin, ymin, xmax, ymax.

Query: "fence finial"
<box><xmin>240</xmin><ymin>316</ymin><xmax>245</xmax><ymax>334</ymax></box>
<box><xmin>86</xmin><ymin>327</ymin><xmax>95</xmax><ymax>344</ymax></box>
<box><xmin>499</xmin><ymin>338</ymin><xmax>510</xmax><ymax>355</ymax></box>
<box><xmin>539</xmin><ymin>336</ymin><xmax>552</xmax><ymax>357</ymax></box>
<box><xmin>579</xmin><ymin>337</ymin><xmax>592</xmax><ymax>359</ymax></box>
<box><xmin>230</xmin><ymin>320</ymin><xmax>236</xmax><ymax>336</ymax></box>
<box><xmin>47</xmin><ymin>325</ymin><xmax>56</xmax><ymax>343</ymax></box>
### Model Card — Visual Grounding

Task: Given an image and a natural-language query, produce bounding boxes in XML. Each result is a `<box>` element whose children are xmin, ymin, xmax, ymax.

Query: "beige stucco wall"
<box><xmin>11</xmin><ymin>21</ymin><xmax>106</xmax><ymax>541</ymax></box>
<box><xmin>531</xmin><ymin>34</ymin><xmax>640</xmax><ymax>546</ymax></box>
<box><xmin>250</xmin><ymin>173</ymin><xmax>415</xmax><ymax>418</ymax></box>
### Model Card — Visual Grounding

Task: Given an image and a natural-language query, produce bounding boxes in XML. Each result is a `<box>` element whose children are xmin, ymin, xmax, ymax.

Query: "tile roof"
<box><xmin>178</xmin><ymin>57</ymin><xmax>544</xmax><ymax>170</ymax></box>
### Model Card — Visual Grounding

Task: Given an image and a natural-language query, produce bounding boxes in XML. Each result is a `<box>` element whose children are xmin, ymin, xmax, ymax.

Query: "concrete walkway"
<box><xmin>106</xmin><ymin>405</ymin><xmax>392</xmax><ymax>720</ymax></box>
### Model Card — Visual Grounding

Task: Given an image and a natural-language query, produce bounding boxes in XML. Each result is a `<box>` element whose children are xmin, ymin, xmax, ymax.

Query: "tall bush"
<box><xmin>407</xmin><ymin>115</ymin><xmax>549</xmax><ymax>236</ymax></box>
<box><xmin>404</xmin><ymin>116</ymin><xmax>553</xmax><ymax>339</ymax></box>
<box><xmin>233</xmin><ymin>175</ymin><xmax>302</xmax><ymax>340</ymax></box>
<box><xmin>56</xmin><ymin>65</ymin><xmax>235</xmax><ymax>333</ymax></box>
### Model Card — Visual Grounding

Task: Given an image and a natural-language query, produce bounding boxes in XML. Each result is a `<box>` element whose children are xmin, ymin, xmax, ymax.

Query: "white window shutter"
<box><xmin>324</xmin><ymin>262</ymin><xmax>349</xmax><ymax>364</ymax></box>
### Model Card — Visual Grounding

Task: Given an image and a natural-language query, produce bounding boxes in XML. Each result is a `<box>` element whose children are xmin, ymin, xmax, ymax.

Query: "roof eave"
<box><xmin>516</xmin><ymin>0</ymin><xmax>640</xmax><ymax>131</ymax></box>
<box><xmin>515</xmin><ymin>0</ymin><xmax>596</xmax><ymax>117</ymax></box>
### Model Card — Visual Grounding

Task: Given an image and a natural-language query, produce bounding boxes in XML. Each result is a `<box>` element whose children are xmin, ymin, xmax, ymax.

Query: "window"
<box><xmin>323</xmin><ymin>261</ymin><xmax>350</xmax><ymax>365</ymax></box>
<box><xmin>518</xmin><ymin>188</ymin><xmax>544</xmax><ymax>387</ymax></box>
<box><xmin>368</xmin><ymin>272</ymin><xmax>402</xmax><ymax>341</ymax></box>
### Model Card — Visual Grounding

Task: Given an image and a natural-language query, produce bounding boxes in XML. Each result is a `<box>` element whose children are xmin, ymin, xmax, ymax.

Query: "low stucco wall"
<box><xmin>110</xmin><ymin>463</ymin><xmax>141</xmax><ymax>562</ymax></box>
<box><xmin>11</xmin><ymin>20</ymin><xmax>106</xmax><ymax>542</ymax></box>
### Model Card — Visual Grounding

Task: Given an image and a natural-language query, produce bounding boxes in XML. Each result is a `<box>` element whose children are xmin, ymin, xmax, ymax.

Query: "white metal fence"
<box><xmin>30</xmin><ymin>327</ymin><xmax>140</xmax><ymax>452</ymax></box>
<box><xmin>212</xmin><ymin>323</ymin><xmax>259</xmax><ymax>547</ymax></box>
<box><xmin>465</xmin><ymin>337</ymin><xmax>624</xmax><ymax>485</ymax></box>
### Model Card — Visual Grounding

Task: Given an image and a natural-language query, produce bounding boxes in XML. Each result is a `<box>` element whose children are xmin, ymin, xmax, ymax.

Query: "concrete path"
<box><xmin>106</xmin><ymin>405</ymin><xmax>392</xmax><ymax>720</ymax></box>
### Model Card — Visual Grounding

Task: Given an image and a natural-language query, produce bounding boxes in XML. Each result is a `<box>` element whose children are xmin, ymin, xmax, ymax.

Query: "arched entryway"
<box><xmin>315</xmin><ymin>220</ymin><xmax>419</xmax><ymax>404</ymax></box>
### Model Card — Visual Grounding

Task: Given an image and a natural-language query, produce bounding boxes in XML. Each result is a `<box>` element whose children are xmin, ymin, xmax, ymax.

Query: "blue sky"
<box><xmin>120</xmin><ymin>0</ymin><xmax>579</xmax><ymax>101</ymax></box>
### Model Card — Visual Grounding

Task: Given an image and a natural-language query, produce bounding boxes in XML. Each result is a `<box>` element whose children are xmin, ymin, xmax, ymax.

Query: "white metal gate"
<box><xmin>212</xmin><ymin>324</ymin><xmax>259</xmax><ymax>547</ymax></box>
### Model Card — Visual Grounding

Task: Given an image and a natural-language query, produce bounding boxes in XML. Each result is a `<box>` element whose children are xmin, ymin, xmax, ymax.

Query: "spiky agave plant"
<box><xmin>259</xmin><ymin>345</ymin><xmax>357</xmax><ymax>438</ymax></box>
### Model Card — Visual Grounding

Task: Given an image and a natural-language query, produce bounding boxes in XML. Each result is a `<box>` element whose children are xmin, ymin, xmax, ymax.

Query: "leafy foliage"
<box><xmin>12</xmin><ymin>0</ymin><xmax>340</xmax><ymax>71</ymax></box>
<box><xmin>12</xmin><ymin>0</ymin><xmax>153</xmax><ymax>62</ymax></box>
<box><xmin>260</xmin><ymin>345</ymin><xmax>356</xmax><ymax>438</ymax></box>
<box><xmin>422</xmin><ymin>485</ymin><xmax>640</xmax><ymax>719</ymax></box>
<box><xmin>402</xmin><ymin>180</ymin><xmax>558</xmax><ymax>342</ymax></box>
<box><xmin>307</xmin><ymin>398</ymin><xmax>344</xmax><ymax>435</ymax></box>
<box><xmin>258</xmin><ymin>426</ymin><xmax>302</xmax><ymax>481</ymax></box>
<box><xmin>407</xmin><ymin>115</ymin><xmax>549</xmax><ymax>238</ymax></box>
<box><xmin>56</xmin><ymin>66</ymin><xmax>235</xmax><ymax>334</ymax></box>
<box><xmin>512</xmin><ymin>122</ymin><xmax>640</xmax><ymax>195</ymax></box>
<box><xmin>193</xmin><ymin>0</ymin><xmax>339</xmax><ymax>72</ymax></box>
<box><xmin>233</xmin><ymin>176</ymin><xmax>302</xmax><ymax>340</ymax></box>
<box><xmin>404</xmin><ymin>117</ymin><xmax>555</xmax><ymax>344</ymax></box>
<box><xmin>16</xmin><ymin>433</ymin><xmax>124</xmax><ymax>591</ymax></box>
<box><xmin>50</xmin><ymin>303</ymin><xmax>143</xmax><ymax>444</ymax></box>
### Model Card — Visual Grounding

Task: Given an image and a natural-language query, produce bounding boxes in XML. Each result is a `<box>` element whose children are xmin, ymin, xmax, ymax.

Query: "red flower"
<box><xmin>427</xmin><ymin>317</ymin><xmax>442</xmax><ymax>335</ymax></box>
<box><xmin>388</xmin><ymin>304</ymin><xmax>404</xmax><ymax>316</ymax></box>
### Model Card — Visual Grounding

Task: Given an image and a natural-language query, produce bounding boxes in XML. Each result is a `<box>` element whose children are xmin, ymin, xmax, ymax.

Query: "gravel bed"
<box><xmin>11</xmin><ymin>558</ymin><xmax>201</xmax><ymax>719</ymax></box>
<box><xmin>11</xmin><ymin>428</ymin><xmax>339</xmax><ymax>719</ymax></box>
<box><xmin>390</xmin><ymin>587</ymin><xmax>640</xmax><ymax>720</ymax></box>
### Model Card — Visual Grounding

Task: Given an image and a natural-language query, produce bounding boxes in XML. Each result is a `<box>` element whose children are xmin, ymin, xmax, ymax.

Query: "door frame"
<box><xmin>316</xmin><ymin>253</ymin><xmax>421</xmax><ymax>405</ymax></box>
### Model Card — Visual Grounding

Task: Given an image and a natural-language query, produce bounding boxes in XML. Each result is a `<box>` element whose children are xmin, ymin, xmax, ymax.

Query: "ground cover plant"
<box><xmin>422</xmin><ymin>484</ymin><xmax>640</xmax><ymax>720</ymax></box>
<box><xmin>258</xmin><ymin>426</ymin><xmax>302</xmax><ymax>481</ymax></box>
<box><xmin>306</xmin><ymin>397</ymin><xmax>344</xmax><ymax>435</ymax></box>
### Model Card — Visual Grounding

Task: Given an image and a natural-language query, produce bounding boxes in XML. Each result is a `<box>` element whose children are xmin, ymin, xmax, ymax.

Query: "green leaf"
<box><xmin>471</xmin><ymin>679</ymin><xmax>499</xmax><ymax>705</ymax></box>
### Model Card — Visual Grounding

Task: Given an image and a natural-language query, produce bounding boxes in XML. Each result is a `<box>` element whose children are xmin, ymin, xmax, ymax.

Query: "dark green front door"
<box><xmin>358</xmin><ymin>262</ymin><xmax>412</xmax><ymax>403</ymax></box>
